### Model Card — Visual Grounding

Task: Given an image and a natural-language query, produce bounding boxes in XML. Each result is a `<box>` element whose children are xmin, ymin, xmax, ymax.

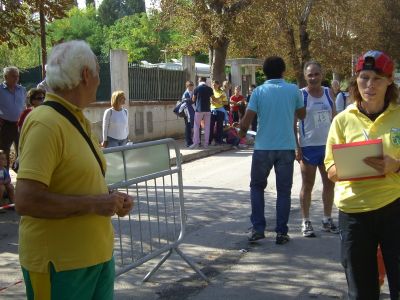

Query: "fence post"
<box><xmin>110</xmin><ymin>50</ymin><xmax>129</xmax><ymax>104</ymax></box>
<box><xmin>182</xmin><ymin>55</ymin><xmax>196</xmax><ymax>83</ymax></box>
<box><xmin>230</xmin><ymin>60</ymin><xmax>242</xmax><ymax>90</ymax></box>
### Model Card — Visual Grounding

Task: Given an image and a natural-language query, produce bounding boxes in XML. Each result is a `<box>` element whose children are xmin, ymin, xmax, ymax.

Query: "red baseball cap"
<box><xmin>355</xmin><ymin>50</ymin><xmax>394</xmax><ymax>77</ymax></box>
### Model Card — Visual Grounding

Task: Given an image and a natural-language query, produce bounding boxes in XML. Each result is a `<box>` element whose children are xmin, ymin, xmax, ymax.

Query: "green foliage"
<box><xmin>0</xmin><ymin>0</ymin><xmax>73</xmax><ymax>49</ymax></box>
<box><xmin>103</xmin><ymin>13</ymin><xmax>170</xmax><ymax>63</ymax></box>
<box><xmin>98</xmin><ymin>0</ymin><xmax>146</xmax><ymax>26</ymax></box>
<box><xmin>47</xmin><ymin>6</ymin><xmax>105</xmax><ymax>56</ymax></box>
<box><xmin>0</xmin><ymin>37</ymin><xmax>42</xmax><ymax>70</ymax></box>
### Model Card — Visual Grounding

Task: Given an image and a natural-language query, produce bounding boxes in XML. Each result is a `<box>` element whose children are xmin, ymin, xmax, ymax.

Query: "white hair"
<box><xmin>3</xmin><ymin>66</ymin><xmax>19</xmax><ymax>79</ymax></box>
<box><xmin>46</xmin><ymin>40</ymin><xmax>97</xmax><ymax>91</ymax></box>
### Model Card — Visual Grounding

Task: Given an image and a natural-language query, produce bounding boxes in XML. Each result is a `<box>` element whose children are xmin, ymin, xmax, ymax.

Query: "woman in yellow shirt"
<box><xmin>324</xmin><ymin>50</ymin><xmax>400</xmax><ymax>299</ymax></box>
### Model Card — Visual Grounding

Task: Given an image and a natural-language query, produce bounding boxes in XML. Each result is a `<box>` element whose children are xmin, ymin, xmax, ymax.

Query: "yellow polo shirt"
<box><xmin>211</xmin><ymin>89</ymin><xmax>227</xmax><ymax>109</ymax></box>
<box><xmin>17</xmin><ymin>93</ymin><xmax>113</xmax><ymax>273</ymax></box>
<box><xmin>324</xmin><ymin>103</ymin><xmax>400</xmax><ymax>213</ymax></box>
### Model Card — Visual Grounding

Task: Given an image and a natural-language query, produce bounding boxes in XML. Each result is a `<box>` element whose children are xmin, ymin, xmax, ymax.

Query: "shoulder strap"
<box><xmin>42</xmin><ymin>101</ymin><xmax>105</xmax><ymax>177</ymax></box>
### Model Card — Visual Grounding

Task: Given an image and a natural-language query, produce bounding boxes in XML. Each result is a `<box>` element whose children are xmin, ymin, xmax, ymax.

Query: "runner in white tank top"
<box><xmin>299</xmin><ymin>86</ymin><xmax>334</xmax><ymax>147</ymax></box>
<box><xmin>296</xmin><ymin>61</ymin><xmax>337</xmax><ymax>239</ymax></box>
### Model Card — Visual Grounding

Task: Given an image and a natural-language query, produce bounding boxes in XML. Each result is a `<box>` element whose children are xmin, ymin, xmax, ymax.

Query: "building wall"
<box><xmin>84</xmin><ymin>100</ymin><xmax>185</xmax><ymax>143</ymax></box>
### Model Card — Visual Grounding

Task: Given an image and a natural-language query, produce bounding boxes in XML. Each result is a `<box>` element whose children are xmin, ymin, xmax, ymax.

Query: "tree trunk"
<box><xmin>299</xmin><ymin>22</ymin><xmax>311</xmax><ymax>66</ymax></box>
<box><xmin>284</xmin><ymin>25</ymin><xmax>305</xmax><ymax>87</ymax></box>
<box><xmin>209</xmin><ymin>46</ymin><xmax>214</xmax><ymax>80</ymax></box>
<box><xmin>210</xmin><ymin>38</ymin><xmax>229</xmax><ymax>83</ymax></box>
<box><xmin>39</xmin><ymin>2</ymin><xmax>47</xmax><ymax>80</ymax></box>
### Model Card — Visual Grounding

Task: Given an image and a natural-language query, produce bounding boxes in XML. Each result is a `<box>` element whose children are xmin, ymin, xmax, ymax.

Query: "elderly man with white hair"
<box><xmin>15</xmin><ymin>40</ymin><xmax>134</xmax><ymax>300</ymax></box>
<box><xmin>0</xmin><ymin>66</ymin><xmax>26</xmax><ymax>168</ymax></box>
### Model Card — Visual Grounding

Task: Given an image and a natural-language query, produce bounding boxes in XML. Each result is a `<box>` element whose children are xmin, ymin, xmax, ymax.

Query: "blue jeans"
<box><xmin>339</xmin><ymin>198</ymin><xmax>400</xmax><ymax>300</ymax></box>
<box><xmin>250</xmin><ymin>150</ymin><xmax>295</xmax><ymax>235</ymax></box>
<box><xmin>107</xmin><ymin>136</ymin><xmax>127</xmax><ymax>148</ymax></box>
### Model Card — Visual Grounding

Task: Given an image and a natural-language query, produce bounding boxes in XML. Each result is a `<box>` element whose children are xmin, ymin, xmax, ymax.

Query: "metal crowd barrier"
<box><xmin>102</xmin><ymin>138</ymin><xmax>208</xmax><ymax>282</ymax></box>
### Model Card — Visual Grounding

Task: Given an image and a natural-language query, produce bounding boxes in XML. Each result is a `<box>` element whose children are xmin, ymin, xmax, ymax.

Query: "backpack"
<box><xmin>173</xmin><ymin>100</ymin><xmax>187</xmax><ymax>118</ymax></box>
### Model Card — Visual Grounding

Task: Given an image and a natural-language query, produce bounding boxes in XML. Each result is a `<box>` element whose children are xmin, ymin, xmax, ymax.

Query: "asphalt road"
<box><xmin>0</xmin><ymin>147</ymin><xmax>391</xmax><ymax>299</ymax></box>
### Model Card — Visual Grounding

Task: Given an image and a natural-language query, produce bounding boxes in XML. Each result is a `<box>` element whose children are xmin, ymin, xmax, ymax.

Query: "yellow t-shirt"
<box><xmin>324</xmin><ymin>103</ymin><xmax>400</xmax><ymax>213</ymax></box>
<box><xmin>211</xmin><ymin>88</ymin><xmax>227</xmax><ymax>109</ymax></box>
<box><xmin>17</xmin><ymin>93</ymin><xmax>113</xmax><ymax>273</ymax></box>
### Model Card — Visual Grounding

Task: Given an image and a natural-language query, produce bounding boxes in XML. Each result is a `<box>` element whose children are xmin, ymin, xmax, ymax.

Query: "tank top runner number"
<box><xmin>299</xmin><ymin>87</ymin><xmax>334</xmax><ymax>147</ymax></box>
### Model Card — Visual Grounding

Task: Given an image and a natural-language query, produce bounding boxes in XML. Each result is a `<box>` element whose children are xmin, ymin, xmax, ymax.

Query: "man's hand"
<box><xmin>115</xmin><ymin>192</ymin><xmax>134</xmax><ymax>217</ymax></box>
<box><xmin>91</xmin><ymin>192</ymin><xmax>125</xmax><ymax>216</ymax></box>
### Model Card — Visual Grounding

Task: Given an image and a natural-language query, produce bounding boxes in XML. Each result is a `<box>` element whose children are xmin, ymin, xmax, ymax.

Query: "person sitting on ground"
<box><xmin>0</xmin><ymin>150</ymin><xmax>14</xmax><ymax>206</ymax></box>
<box><xmin>17</xmin><ymin>88</ymin><xmax>46</xmax><ymax>132</ymax></box>
<box><xmin>223</xmin><ymin>123</ymin><xmax>247</xmax><ymax>149</ymax></box>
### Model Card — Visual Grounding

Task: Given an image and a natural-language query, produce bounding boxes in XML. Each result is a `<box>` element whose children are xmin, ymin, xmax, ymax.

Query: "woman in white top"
<box><xmin>102</xmin><ymin>91</ymin><xmax>129</xmax><ymax>148</ymax></box>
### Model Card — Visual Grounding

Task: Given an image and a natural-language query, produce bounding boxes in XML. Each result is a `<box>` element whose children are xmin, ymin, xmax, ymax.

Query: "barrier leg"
<box><xmin>174</xmin><ymin>247</ymin><xmax>209</xmax><ymax>282</ymax></box>
<box><xmin>142</xmin><ymin>249</ymin><xmax>173</xmax><ymax>282</ymax></box>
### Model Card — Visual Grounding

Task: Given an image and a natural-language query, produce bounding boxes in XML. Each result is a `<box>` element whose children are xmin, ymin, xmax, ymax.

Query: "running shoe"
<box><xmin>321</xmin><ymin>218</ymin><xmax>339</xmax><ymax>234</ymax></box>
<box><xmin>302</xmin><ymin>220</ymin><xmax>316</xmax><ymax>237</ymax></box>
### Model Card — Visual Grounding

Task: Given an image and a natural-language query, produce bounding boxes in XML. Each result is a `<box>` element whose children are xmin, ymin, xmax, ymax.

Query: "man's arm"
<box><xmin>15</xmin><ymin>179</ymin><xmax>133</xmax><ymax>219</ymax></box>
<box><xmin>295</xmin><ymin>107</ymin><xmax>306</xmax><ymax>120</ymax></box>
<box><xmin>238</xmin><ymin>109</ymin><xmax>256</xmax><ymax>138</ymax></box>
<box><xmin>294</xmin><ymin>117</ymin><xmax>302</xmax><ymax>162</ymax></box>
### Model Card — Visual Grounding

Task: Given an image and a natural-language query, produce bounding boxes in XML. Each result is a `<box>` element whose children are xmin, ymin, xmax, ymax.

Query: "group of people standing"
<box><xmin>180</xmin><ymin>77</ymin><xmax>250</xmax><ymax>148</ymax></box>
<box><xmin>240</xmin><ymin>51</ymin><xmax>400</xmax><ymax>299</ymax></box>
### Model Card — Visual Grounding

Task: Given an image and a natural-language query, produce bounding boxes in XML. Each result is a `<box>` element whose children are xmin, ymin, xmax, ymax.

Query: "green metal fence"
<box><xmin>128</xmin><ymin>64</ymin><xmax>186</xmax><ymax>101</ymax></box>
<box><xmin>19</xmin><ymin>62</ymin><xmax>111</xmax><ymax>102</ymax></box>
<box><xmin>18</xmin><ymin>62</ymin><xmax>185</xmax><ymax>102</ymax></box>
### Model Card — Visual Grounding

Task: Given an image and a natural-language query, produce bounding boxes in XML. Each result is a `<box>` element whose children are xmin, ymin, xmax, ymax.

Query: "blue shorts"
<box><xmin>301</xmin><ymin>145</ymin><xmax>326</xmax><ymax>166</ymax></box>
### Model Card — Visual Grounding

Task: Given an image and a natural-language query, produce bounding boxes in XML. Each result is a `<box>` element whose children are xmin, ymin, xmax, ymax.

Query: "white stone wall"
<box><xmin>84</xmin><ymin>101</ymin><xmax>185</xmax><ymax>143</ymax></box>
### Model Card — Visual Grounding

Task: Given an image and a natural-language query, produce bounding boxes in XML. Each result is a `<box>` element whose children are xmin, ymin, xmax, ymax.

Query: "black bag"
<box><xmin>173</xmin><ymin>100</ymin><xmax>187</xmax><ymax>118</ymax></box>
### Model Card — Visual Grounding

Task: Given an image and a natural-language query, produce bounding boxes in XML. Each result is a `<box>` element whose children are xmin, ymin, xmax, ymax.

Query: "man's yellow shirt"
<box><xmin>17</xmin><ymin>93</ymin><xmax>113</xmax><ymax>273</ymax></box>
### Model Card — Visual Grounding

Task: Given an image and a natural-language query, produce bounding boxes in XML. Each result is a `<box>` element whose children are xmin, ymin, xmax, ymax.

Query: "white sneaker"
<box><xmin>189</xmin><ymin>144</ymin><xmax>199</xmax><ymax>149</ymax></box>
<box><xmin>302</xmin><ymin>220</ymin><xmax>316</xmax><ymax>238</ymax></box>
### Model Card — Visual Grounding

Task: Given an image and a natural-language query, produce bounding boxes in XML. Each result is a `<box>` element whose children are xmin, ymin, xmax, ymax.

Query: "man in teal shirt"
<box><xmin>239</xmin><ymin>56</ymin><xmax>306</xmax><ymax>244</ymax></box>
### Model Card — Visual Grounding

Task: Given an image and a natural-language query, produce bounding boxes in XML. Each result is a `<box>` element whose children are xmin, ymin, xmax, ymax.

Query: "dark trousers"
<box><xmin>339</xmin><ymin>198</ymin><xmax>400</xmax><ymax>300</ymax></box>
<box><xmin>0</xmin><ymin>120</ymin><xmax>19</xmax><ymax>169</ymax></box>
<box><xmin>184</xmin><ymin>117</ymin><xmax>193</xmax><ymax>147</ymax></box>
<box><xmin>209</xmin><ymin>111</ymin><xmax>224</xmax><ymax>144</ymax></box>
<box><xmin>231</xmin><ymin>111</ymin><xmax>239</xmax><ymax>123</ymax></box>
